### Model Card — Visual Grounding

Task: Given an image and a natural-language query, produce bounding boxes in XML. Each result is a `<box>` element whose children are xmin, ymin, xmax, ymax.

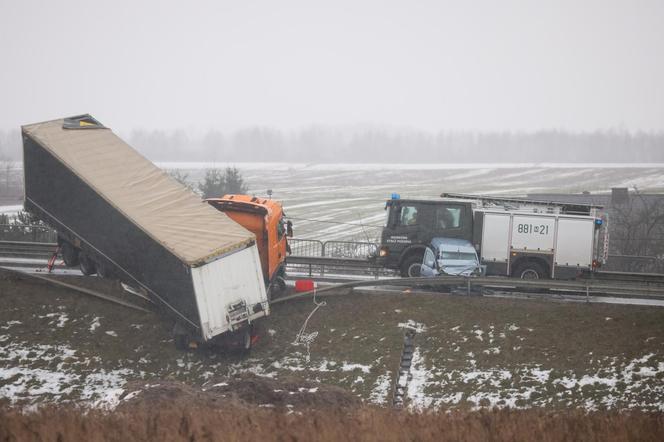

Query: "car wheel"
<box><xmin>400</xmin><ymin>254</ymin><xmax>423</xmax><ymax>278</ymax></box>
<box><xmin>514</xmin><ymin>261</ymin><xmax>547</xmax><ymax>279</ymax></box>
<box><xmin>61</xmin><ymin>242</ymin><xmax>79</xmax><ymax>267</ymax></box>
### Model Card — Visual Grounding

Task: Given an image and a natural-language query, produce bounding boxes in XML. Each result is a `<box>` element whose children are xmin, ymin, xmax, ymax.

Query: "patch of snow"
<box><xmin>398</xmin><ymin>320</ymin><xmax>427</xmax><ymax>333</ymax></box>
<box><xmin>483</xmin><ymin>347</ymin><xmax>501</xmax><ymax>355</ymax></box>
<box><xmin>267</xmin><ymin>329</ymin><xmax>277</xmax><ymax>336</ymax></box>
<box><xmin>89</xmin><ymin>317</ymin><xmax>101</xmax><ymax>332</ymax></box>
<box><xmin>122</xmin><ymin>390</ymin><xmax>141</xmax><ymax>401</ymax></box>
<box><xmin>105</xmin><ymin>331</ymin><xmax>118</xmax><ymax>337</ymax></box>
<box><xmin>1</xmin><ymin>320</ymin><xmax>22</xmax><ymax>330</ymax></box>
<box><xmin>341</xmin><ymin>362</ymin><xmax>371</xmax><ymax>374</ymax></box>
<box><xmin>407</xmin><ymin>347</ymin><xmax>434</xmax><ymax>410</ymax></box>
<box><xmin>369</xmin><ymin>371</ymin><xmax>392</xmax><ymax>405</ymax></box>
<box><xmin>473</xmin><ymin>330</ymin><xmax>484</xmax><ymax>341</ymax></box>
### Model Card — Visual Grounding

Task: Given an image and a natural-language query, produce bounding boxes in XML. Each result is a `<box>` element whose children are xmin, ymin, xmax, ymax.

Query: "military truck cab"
<box><xmin>378</xmin><ymin>196</ymin><xmax>473</xmax><ymax>276</ymax></box>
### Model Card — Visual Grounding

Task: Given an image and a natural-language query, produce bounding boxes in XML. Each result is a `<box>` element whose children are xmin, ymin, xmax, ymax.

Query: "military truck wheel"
<box><xmin>400</xmin><ymin>254</ymin><xmax>423</xmax><ymax>278</ymax></box>
<box><xmin>79</xmin><ymin>253</ymin><xmax>97</xmax><ymax>276</ymax></box>
<box><xmin>61</xmin><ymin>242</ymin><xmax>79</xmax><ymax>267</ymax></box>
<box><xmin>514</xmin><ymin>261</ymin><xmax>547</xmax><ymax>279</ymax></box>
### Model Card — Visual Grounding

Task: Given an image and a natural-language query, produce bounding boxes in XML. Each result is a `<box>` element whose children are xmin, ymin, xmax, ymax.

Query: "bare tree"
<box><xmin>609</xmin><ymin>187</ymin><xmax>664</xmax><ymax>272</ymax></box>
<box><xmin>166</xmin><ymin>169</ymin><xmax>196</xmax><ymax>193</ymax></box>
<box><xmin>0</xmin><ymin>156</ymin><xmax>17</xmax><ymax>199</ymax></box>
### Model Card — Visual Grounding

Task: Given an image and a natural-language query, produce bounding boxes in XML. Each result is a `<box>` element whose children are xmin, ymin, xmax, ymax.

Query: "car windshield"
<box><xmin>441</xmin><ymin>251</ymin><xmax>477</xmax><ymax>261</ymax></box>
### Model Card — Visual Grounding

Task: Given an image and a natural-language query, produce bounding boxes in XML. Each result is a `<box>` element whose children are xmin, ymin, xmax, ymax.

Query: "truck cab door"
<box><xmin>384</xmin><ymin>203</ymin><xmax>425</xmax><ymax>251</ymax></box>
<box><xmin>432</xmin><ymin>204</ymin><xmax>472</xmax><ymax>241</ymax></box>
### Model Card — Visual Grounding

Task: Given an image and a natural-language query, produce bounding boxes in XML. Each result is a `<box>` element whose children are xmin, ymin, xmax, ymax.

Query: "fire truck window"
<box><xmin>399</xmin><ymin>206</ymin><xmax>419</xmax><ymax>226</ymax></box>
<box><xmin>436</xmin><ymin>207</ymin><xmax>461</xmax><ymax>229</ymax></box>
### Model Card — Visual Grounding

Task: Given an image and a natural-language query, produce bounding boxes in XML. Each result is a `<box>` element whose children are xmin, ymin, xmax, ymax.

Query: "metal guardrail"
<box><xmin>0</xmin><ymin>224</ymin><xmax>57</xmax><ymax>243</ymax></box>
<box><xmin>2</xmin><ymin>237</ymin><xmax>664</xmax><ymax>288</ymax></box>
<box><xmin>286</xmin><ymin>238</ymin><xmax>387</xmax><ymax>279</ymax></box>
<box><xmin>323</xmin><ymin>240</ymin><xmax>378</xmax><ymax>259</ymax></box>
<box><xmin>604</xmin><ymin>254</ymin><xmax>664</xmax><ymax>274</ymax></box>
<box><xmin>286</xmin><ymin>255</ymin><xmax>390</xmax><ymax>279</ymax></box>
<box><xmin>0</xmin><ymin>240</ymin><xmax>57</xmax><ymax>259</ymax></box>
<box><xmin>288</xmin><ymin>238</ymin><xmax>323</xmax><ymax>257</ymax></box>
<box><xmin>288</xmin><ymin>238</ymin><xmax>378</xmax><ymax>259</ymax></box>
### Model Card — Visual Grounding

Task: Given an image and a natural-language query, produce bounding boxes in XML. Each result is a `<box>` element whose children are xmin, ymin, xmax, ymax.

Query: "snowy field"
<box><xmin>3</xmin><ymin>162</ymin><xmax>663</xmax><ymax>241</ymax></box>
<box><xmin>1</xmin><ymin>277</ymin><xmax>663</xmax><ymax>412</ymax></box>
<box><xmin>160</xmin><ymin>162</ymin><xmax>664</xmax><ymax>241</ymax></box>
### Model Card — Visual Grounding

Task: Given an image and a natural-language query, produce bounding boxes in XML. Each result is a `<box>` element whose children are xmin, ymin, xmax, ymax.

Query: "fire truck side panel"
<box><xmin>480</xmin><ymin>213</ymin><xmax>511</xmax><ymax>263</ymax></box>
<box><xmin>555</xmin><ymin>218</ymin><xmax>594</xmax><ymax>268</ymax></box>
<box><xmin>510</xmin><ymin>215</ymin><xmax>556</xmax><ymax>252</ymax></box>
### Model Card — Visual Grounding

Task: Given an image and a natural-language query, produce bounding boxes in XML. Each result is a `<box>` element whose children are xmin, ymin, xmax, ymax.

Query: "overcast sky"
<box><xmin>1</xmin><ymin>0</ymin><xmax>662</xmax><ymax>132</ymax></box>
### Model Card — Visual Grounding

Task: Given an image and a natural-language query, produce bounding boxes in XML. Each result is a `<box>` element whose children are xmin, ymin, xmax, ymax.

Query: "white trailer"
<box><xmin>477</xmin><ymin>210</ymin><xmax>603</xmax><ymax>279</ymax></box>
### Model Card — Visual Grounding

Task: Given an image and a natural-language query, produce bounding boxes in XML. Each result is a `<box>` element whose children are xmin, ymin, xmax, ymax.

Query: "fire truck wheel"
<box><xmin>514</xmin><ymin>261</ymin><xmax>546</xmax><ymax>279</ymax></box>
<box><xmin>61</xmin><ymin>242</ymin><xmax>79</xmax><ymax>267</ymax></box>
<box><xmin>79</xmin><ymin>253</ymin><xmax>97</xmax><ymax>276</ymax></box>
<box><xmin>400</xmin><ymin>254</ymin><xmax>423</xmax><ymax>278</ymax></box>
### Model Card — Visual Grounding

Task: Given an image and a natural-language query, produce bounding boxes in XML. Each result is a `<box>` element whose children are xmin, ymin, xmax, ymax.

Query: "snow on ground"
<box><xmin>398</xmin><ymin>320</ymin><xmax>427</xmax><ymax>333</ymax></box>
<box><xmin>369</xmin><ymin>371</ymin><xmax>392</xmax><ymax>405</ymax></box>
<box><xmin>0</xmin><ymin>340</ymin><xmax>130</xmax><ymax>408</ymax></box>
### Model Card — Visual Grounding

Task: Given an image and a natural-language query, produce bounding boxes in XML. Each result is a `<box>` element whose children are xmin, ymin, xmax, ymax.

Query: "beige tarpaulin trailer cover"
<box><xmin>22</xmin><ymin>117</ymin><xmax>255</xmax><ymax>266</ymax></box>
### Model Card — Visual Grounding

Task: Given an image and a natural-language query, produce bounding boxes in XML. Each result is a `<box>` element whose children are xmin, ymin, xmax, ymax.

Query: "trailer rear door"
<box><xmin>191</xmin><ymin>244</ymin><xmax>268</xmax><ymax>340</ymax></box>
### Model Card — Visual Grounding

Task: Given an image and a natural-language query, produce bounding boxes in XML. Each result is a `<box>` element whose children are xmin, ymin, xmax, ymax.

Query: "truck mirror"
<box><xmin>286</xmin><ymin>220</ymin><xmax>293</xmax><ymax>237</ymax></box>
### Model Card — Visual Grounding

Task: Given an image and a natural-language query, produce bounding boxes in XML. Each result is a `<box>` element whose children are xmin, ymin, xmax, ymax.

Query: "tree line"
<box><xmin>1</xmin><ymin>127</ymin><xmax>663</xmax><ymax>163</ymax></box>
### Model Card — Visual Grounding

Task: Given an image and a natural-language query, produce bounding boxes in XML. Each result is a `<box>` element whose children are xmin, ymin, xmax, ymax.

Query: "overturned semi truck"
<box><xmin>22</xmin><ymin>115</ymin><xmax>269</xmax><ymax>349</ymax></box>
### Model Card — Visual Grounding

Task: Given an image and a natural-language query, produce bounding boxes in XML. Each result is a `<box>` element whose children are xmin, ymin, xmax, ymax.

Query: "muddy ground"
<box><xmin>1</xmin><ymin>269</ymin><xmax>664</xmax><ymax>411</ymax></box>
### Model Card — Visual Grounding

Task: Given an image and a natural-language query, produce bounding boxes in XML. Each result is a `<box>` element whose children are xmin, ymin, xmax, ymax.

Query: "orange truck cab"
<box><xmin>205</xmin><ymin>195</ymin><xmax>291</xmax><ymax>294</ymax></box>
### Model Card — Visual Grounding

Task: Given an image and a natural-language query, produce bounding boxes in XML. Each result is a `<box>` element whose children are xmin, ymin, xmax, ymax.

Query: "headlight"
<box><xmin>379</xmin><ymin>247</ymin><xmax>389</xmax><ymax>257</ymax></box>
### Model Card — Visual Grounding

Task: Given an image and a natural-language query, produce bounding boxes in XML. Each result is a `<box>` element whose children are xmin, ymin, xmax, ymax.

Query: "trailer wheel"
<box><xmin>174</xmin><ymin>333</ymin><xmax>190</xmax><ymax>351</ymax></box>
<box><xmin>514</xmin><ymin>261</ymin><xmax>547</xmax><ymax>279</ymax></box>
<box><xmin>79</xmin><ymin>253</ymin><xmax>97</xmax><ymax>276</ymax></box>
<box><xmin>400</xmin><ymin>254</ymin><xmax>423</xmax><ymax>278</ymax></box>
<box><xmin>61</xmin><ymin>242</ymin><xmax>79</xmax><ymax>267</ymax></box>
<box><xmin>240</xmin><ymin>328</ymin><xmax>253</xmax><ymax>353</ymax></box>
<box><xmin>96</xmin><ymin>260</ymin><xmax>113</xmax><ymax>279</ymax></box>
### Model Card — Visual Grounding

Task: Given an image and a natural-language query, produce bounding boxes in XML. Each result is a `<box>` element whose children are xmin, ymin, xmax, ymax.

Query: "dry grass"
<box><xmin>1</xmin><ymin>404</ymin><xmax>663</xmax><ymax>442</ymax></box>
